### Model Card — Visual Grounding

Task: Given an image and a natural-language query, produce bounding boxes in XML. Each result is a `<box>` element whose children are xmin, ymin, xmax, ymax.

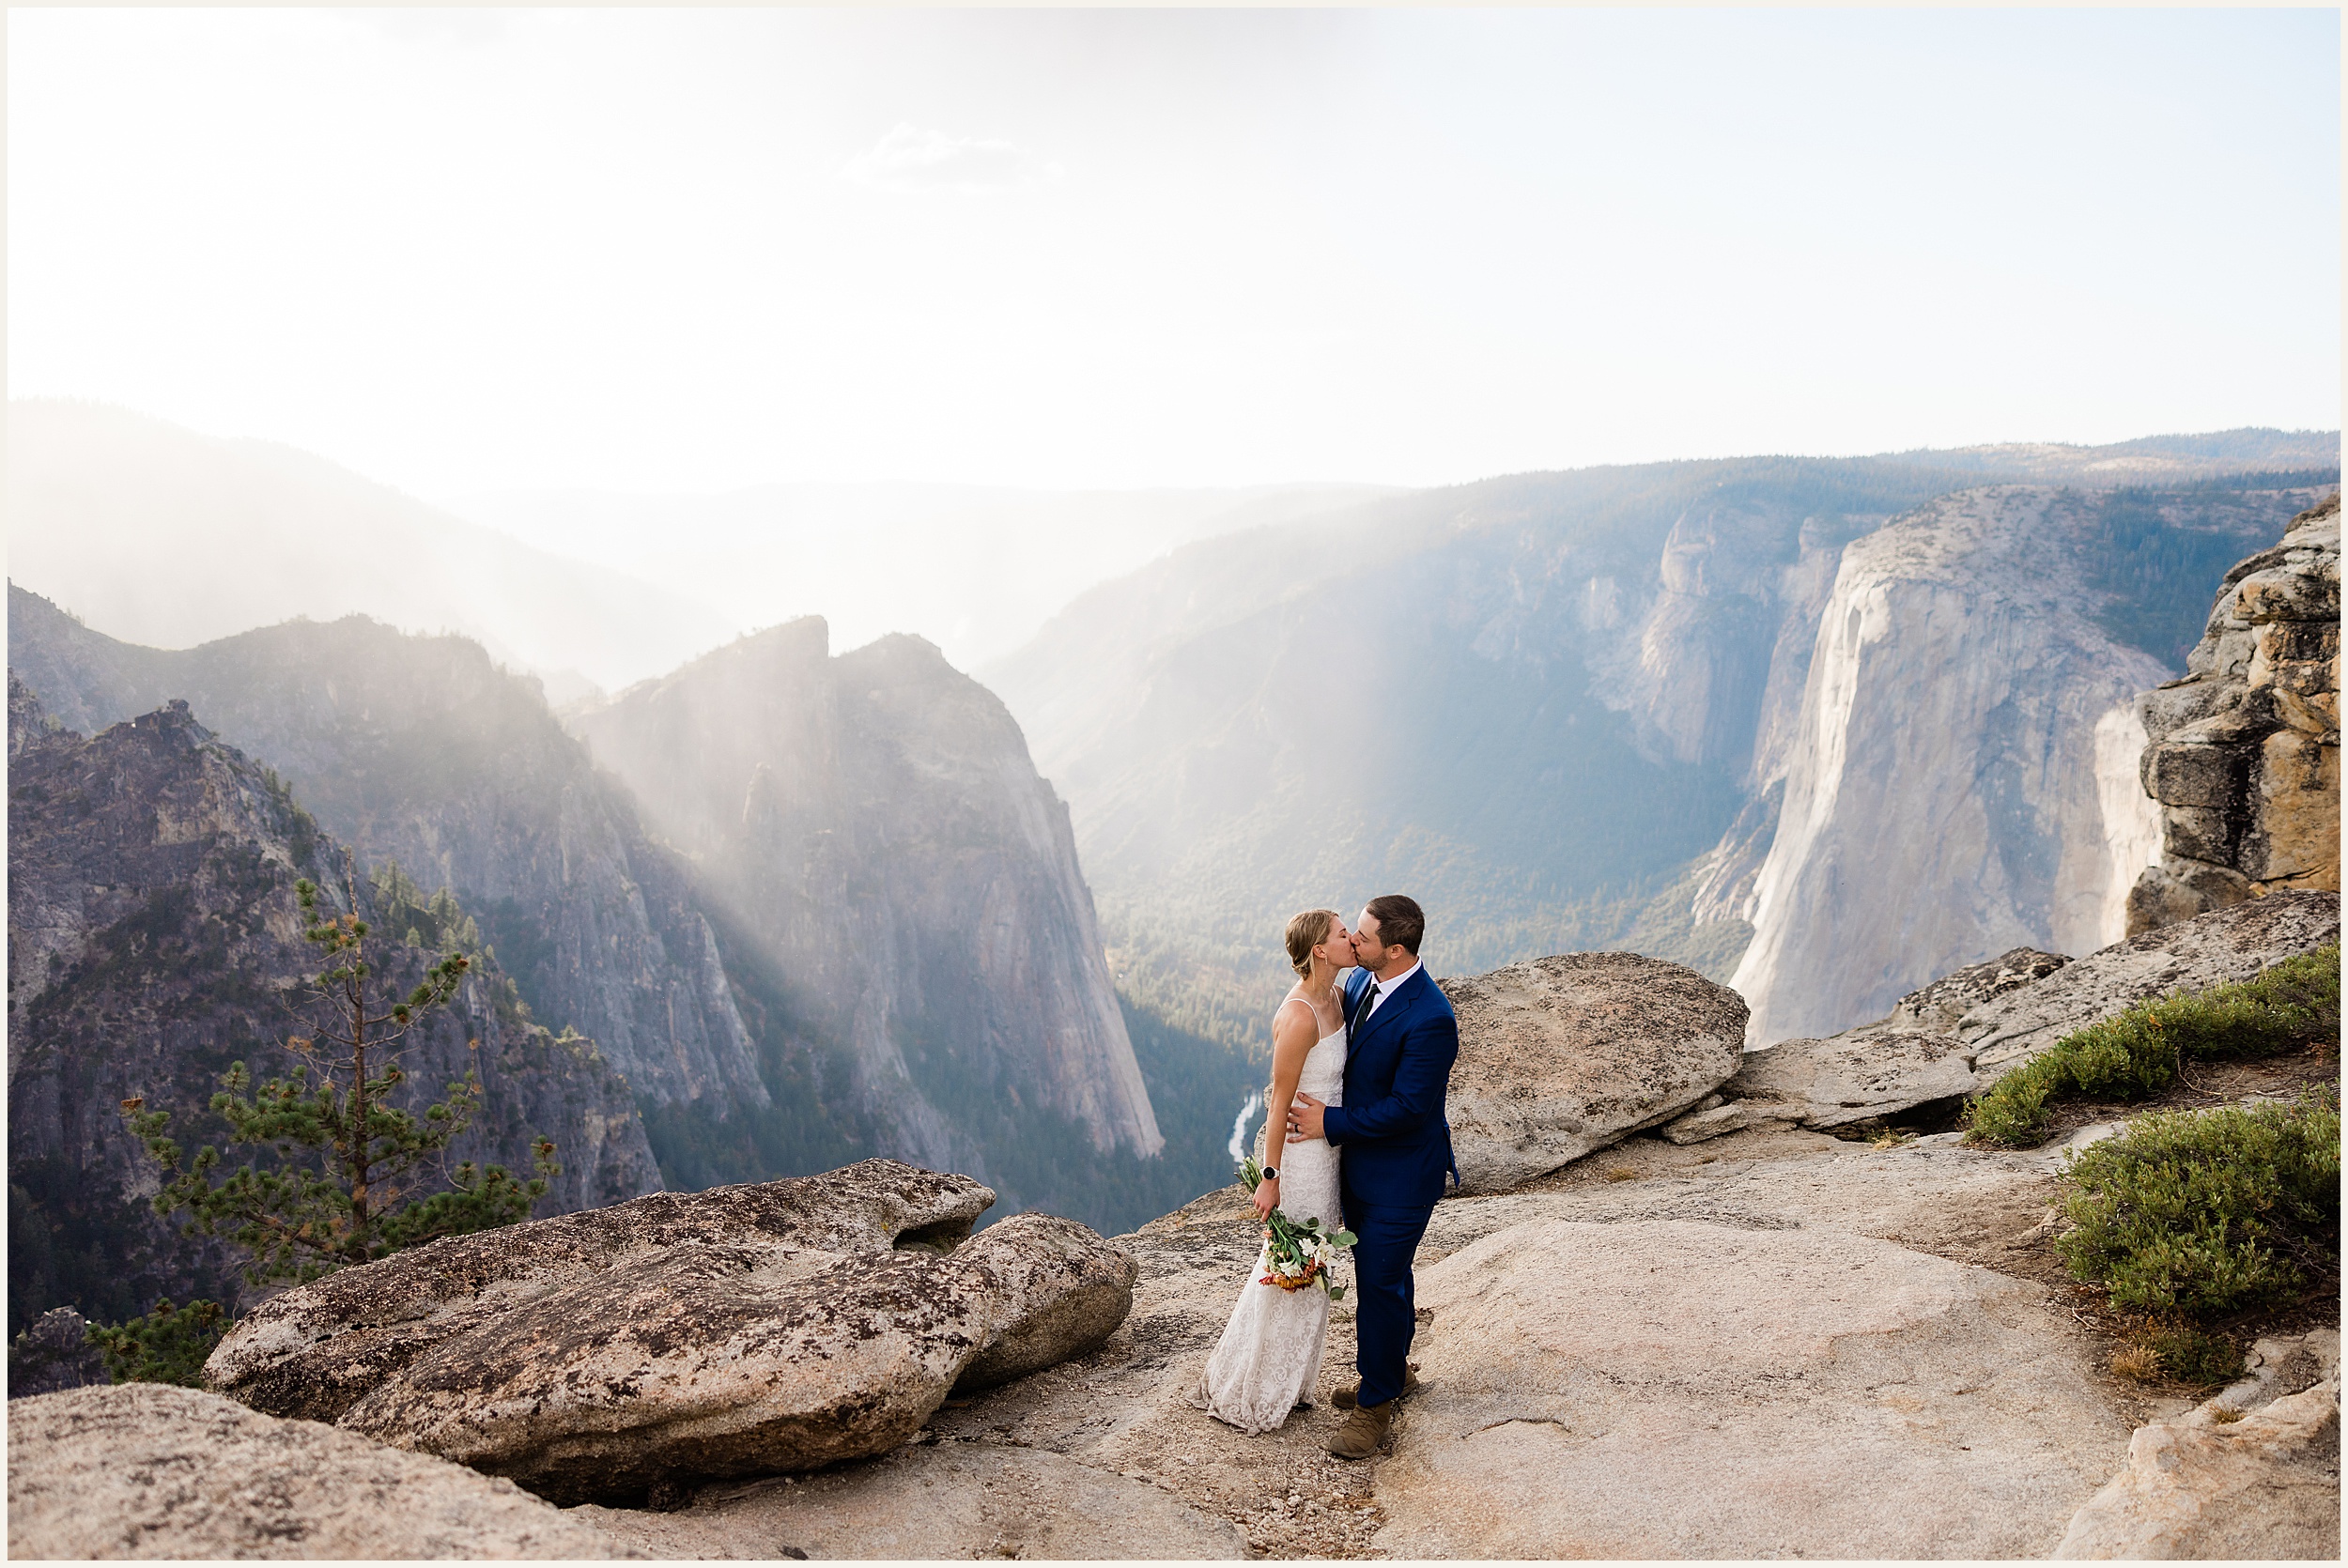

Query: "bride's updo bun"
<box><xmin>1284</xmin><ymin>908</ymin><xmax>1341</xmax><ymax>977</ymax></box>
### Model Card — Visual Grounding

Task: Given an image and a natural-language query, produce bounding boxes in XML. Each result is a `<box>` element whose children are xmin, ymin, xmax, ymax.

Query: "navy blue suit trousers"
<box><xmin>1346</xmin><ymin>1200</ymin><xmax>1435</xmax><ymax>1407</ymax></box>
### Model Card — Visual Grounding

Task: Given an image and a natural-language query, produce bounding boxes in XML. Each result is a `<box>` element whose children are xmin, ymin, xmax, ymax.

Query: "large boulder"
<box><xmin>1962</xmin><ymin>890</ymin><xmax>2340</xmax><ymax>1084</ymax></box>
<box><xmin>2055</xmin><ymin>1332</ymin><xmax>2340</xmax><ymax>1560</ymax></box>
<box><xmin>6</xmin><ymin>1382</ymin><xmax>631</xmax><ymax>1559</ymax></box>
<box><xmin>1371</xmin><ymin>1218</ymin><xmax>2138</xmax><ymax>1558</ymax></box>
<box><xmin>342</xmin><ymin>1213</ymin><xmax>1135</xmax><ymax>1503</ymax></box>
<box><xmin>208</xmin><ymin>1161</ymin><xmax>1138</xmax><ymax>1503</ymax></box>
<box><xmin>1439</xmin><ymin>953</ymin><xmax>1748</xmax><ymax>1193</ymax></box>
<box><xmin>209</xmin><ymin>1159</ymin><xmax>996</xmax><ymax>1423</ymax></box>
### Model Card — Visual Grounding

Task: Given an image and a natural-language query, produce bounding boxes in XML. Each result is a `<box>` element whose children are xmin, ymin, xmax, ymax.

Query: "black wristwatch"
<box><xmin>1261</xmin><ymin>1166</ymin><xmax>1279</xmax><ymax>1181</ymax></box>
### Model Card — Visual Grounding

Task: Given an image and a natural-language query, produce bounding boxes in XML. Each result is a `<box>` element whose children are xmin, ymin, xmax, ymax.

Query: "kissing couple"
<box><xmin>1190</xmin><ymin>894</ymin><xmax>1460</xmax><ymax>1459</ymax></box>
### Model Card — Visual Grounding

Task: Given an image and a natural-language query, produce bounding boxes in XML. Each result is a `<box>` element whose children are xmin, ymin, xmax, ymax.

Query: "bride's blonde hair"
<box><xmin>1284</xmin><ymin>908</ymin><xmax>1341</xmax><ymax>978</ymax></box>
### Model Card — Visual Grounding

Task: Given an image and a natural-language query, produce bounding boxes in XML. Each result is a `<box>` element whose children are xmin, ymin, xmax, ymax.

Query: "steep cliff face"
<box><xmin>2128</xmin><ymin>493</ymin><xmax>2340</xmax><ymax>931</ymax></box>
<box><xmin>6</xmin><ymin>590</ymin><xmax>764</xmax><ymax>1145</ymax></box>
<box><xmin>7</xmin><ymin>681</ymin><xmax>658</xmax><ymax>1334</ymax></box>
<box><xmin>992</xmin><ymin>444</ymin><xmax>2336</xmax><ymax>1054</ymax></box>
<box><xmin>991</xmin><ymin>456</ymin><xmax>2142</xmax><ymax>1048</ymax></box>
<box><xmin>573</xmin><ymin>620</ymin><xmax>1162</xmax><ymax>1211</ymax></box>
<box><xmin>1723</xmin><ymin>485</ymin><xmax>2326</xmax><ymax>1045</ymax></box>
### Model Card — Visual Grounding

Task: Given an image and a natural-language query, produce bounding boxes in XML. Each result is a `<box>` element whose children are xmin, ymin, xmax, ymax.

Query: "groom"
<box><xmin>1287</xmin><ymin>893</ymin><xmax>1459</xmax><ymax>1460</ymax></box>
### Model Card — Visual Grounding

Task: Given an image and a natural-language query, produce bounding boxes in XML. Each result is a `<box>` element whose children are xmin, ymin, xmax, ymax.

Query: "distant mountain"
<box><xmin>7</xmin><ymin>589</ymin><xmax>767</xmax><ymax>1176</ymax></box>
<box><xmin>986</xmin><ymin>437</ymin><xmax>2340</xmax><ymax>1053</ymax></box>
<box><xmin>573</xmin><ymin>619</ymin><xmax>1216</xmax><ymax>1223</ymax></box>
<box><xmin>10</xmin><ymin>592</ymin><xmax>1236</xmax><ymax>1235</ymax></box>
<box><xmin>448</xmin><ymin>482</ymin><xmax>1395</xmax><ymax>675</ymax></box>
<box><xmin>7</xmin><ymin>679</ymin><xmax>658</xmax><ymax>1337</ymax></box>
<box><xmin>1909</xmin><ymin>428</ymin><xmax>2341</xmax><ymax>478</ymax></box>
<box><xmin>6</xmin><ymin>400</ymin><xmax>729</xmax><ymax>693</ymax></box>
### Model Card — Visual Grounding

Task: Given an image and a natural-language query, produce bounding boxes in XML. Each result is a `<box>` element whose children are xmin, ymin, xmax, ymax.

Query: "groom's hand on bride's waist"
<box><xmin>1287</xmin><ymin>1092</ymin><xmax>1328</xmax><ymax>1143</ymax></box>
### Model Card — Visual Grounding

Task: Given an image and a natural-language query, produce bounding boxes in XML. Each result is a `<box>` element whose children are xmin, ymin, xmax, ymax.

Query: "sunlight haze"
<box><xmin>10</xmin><ymin>8</ymin><xmax>2339</xmax><ymax>500</ymax></box>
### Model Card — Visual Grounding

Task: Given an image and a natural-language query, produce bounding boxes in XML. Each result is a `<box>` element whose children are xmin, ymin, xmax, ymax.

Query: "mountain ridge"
<box><xmin>6</xmin><ymin>399</ymin><xmax>729</xmax><ymax>695</ymax></box>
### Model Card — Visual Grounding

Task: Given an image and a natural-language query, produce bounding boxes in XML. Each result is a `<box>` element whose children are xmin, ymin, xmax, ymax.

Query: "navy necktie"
<box><xmin>1356</xmin><ymin>980</ymin><xmax>1381</xmax><ymax>1029</ymax></box>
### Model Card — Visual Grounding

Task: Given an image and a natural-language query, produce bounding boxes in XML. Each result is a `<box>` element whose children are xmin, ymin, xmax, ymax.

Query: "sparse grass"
<box><xmin>1868</xmin><ymin>1127</ymin><xmax>1917</xmax><ymax>1149</ymax></box>
<box><xmin>2058</xmin><ymin>1088</ymin><xmax>2339</xmax><ymax>1389</ymax></box>
<box><xmin>2209</xmin><ymin>1405</ymin><xmax>2248</xmax><ymax>1424</ymax></box>
<box><xmin>1964</xmin><ymin>945</ymin><xmax>2339</xmax><ymax>1147</ymax></box>
<box><xmin>1604</xmin><ymin>1167</ymin><xmax>1640</xmax><ymax>1183</ymax></box>
<box><xmin>2116</xmin><ymin>1318</ymin><xmax>2248</xmax><ymax>1389</ymax></box>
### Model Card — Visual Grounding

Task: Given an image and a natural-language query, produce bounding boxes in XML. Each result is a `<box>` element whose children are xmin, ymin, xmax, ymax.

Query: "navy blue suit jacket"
<box><xmin>1324</xmin><ymin>963</ymin><xmax>1460</xmax><ymax>1211</ymax></box>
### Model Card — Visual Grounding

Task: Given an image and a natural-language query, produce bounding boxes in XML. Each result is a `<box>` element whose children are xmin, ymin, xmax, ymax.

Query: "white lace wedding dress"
<box><xmin>1190</xmin><ymin>1016</ymin><xmax>1346</xmax><ymax>1434</ymax></box>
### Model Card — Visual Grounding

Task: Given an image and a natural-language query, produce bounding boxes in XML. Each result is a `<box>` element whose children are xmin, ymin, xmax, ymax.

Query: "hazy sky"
<box><xmin>10</xmin><ymin>8</ymin><xmax>2340</xmax><ymax>498</ymax></box>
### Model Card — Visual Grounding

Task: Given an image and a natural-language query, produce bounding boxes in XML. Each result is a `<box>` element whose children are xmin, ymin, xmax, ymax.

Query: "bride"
<box><xmin>1190</xmin><ymin>907</ymin><xmax>1355</xmax><ymax>1434</ymax></box>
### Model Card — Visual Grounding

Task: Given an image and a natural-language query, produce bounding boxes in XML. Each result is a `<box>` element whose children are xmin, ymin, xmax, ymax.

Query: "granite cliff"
<box><xmin>1731</xmin><ymin>482</ymin><xmax>2336</xmax><ymax>1042</ymax></box>
<box><xmin>988</xmin><ymin>443</ymin><xmax>2336</xmax><ymax>1050</ymax></box>
<box><xmin>1733</xmin><ymin>488</ymin><xmax>2180</xmax><ymax>1042</ymax></box>
<box><xmin>573</xmin><ymin>620</ymin><xmax>1165</xmax><ymax>1220</ymax></box>
<box><xmin>6</xmin><ymin>679</ymin><xmax>658</xmax><ymax>1335</ymax></box>
<box><xmin>2129</xmin><ymin>490</ymin><xmax>2340</xmax><ymax>931</ymax></box>
<box><xmin>8</xmin><ymin>589</ymin><xmax>770</xmax><ymax>1185</ymax></box>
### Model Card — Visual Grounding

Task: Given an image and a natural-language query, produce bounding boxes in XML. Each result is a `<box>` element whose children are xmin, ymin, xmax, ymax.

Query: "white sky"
<box><xmin>8</xmin><ymin>7</ymin><xmax>2340</xmax><ymax>499</ymax></box>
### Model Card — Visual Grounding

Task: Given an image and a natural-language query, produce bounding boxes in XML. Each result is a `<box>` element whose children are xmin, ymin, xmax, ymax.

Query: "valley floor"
<box><xmin>575</xmin><ymin>1061</ymin><xmax>2339</xmax><ymax>1560</ymax></box>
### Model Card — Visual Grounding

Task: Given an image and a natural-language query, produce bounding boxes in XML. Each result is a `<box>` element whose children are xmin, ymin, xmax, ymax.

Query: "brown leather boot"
<box><xmin>1333</xmin><ymin>1364</ymin><xmax>1420</xmax><ymax>1409</ymax></box>
<box><xmin>1325</xmin><ymin>1398</ymin><xmax>1396</xmax><ymax>1459</ymax></box>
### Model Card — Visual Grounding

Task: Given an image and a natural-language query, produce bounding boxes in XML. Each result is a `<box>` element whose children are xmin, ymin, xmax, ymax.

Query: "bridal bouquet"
<box><xmin>1240</xmin><ymin>1155</ymin><xmax>1357</xmax><ymax>1299</ymax></box>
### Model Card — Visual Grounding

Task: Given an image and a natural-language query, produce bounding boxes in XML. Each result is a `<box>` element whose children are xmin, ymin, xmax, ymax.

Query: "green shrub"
<box><xmin>2056</xmin><ymin>1089</ymin><xmax>2340</xmax><ymax>1325</ymax></box>
<box><xmin>1967</xmin><ymin>945</ymin><xmax>2340</xmax><ymax>1146</ymax></box>
<box><xmin>89</xmin><ymin>1298</ymin><xmax>227</xmax><ymax>1387</ymax></box>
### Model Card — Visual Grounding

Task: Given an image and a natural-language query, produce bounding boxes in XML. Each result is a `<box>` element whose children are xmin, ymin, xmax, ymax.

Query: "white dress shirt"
<box><xmin>1361</xmin><ymin>960</ymin><xmax>1421</xmax><ymax>1022</ymax></box>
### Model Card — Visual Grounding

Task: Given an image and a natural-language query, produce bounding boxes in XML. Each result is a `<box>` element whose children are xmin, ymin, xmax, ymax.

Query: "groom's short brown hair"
<box><xmin>1363</xmin><ymin>894</ymin><xmax>1426</xmax><ymax>956</ymax></box>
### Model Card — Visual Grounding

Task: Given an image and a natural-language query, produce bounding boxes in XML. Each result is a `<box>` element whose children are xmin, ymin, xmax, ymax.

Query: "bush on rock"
<box><xmin>2056</xmin><ymin>1088</ymin><xmax>2340</xmax><ymax>1384</ymax></box>
<box><xmin>1965</xmin><ymin>945</ymin><xmax>2339</xmax><ymax>1146</ymax></box>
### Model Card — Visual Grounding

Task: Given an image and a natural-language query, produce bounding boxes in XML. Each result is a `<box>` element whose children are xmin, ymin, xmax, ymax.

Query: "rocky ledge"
<box><xmin>2130</xmin><ymin>490</ymin><xmax>2340</xmax><ymax>930</ymax></box>
<box><xmin>38</xmin><ymin>930</ymin><xmax>2340</xmax><ymax>1559</ymax></box>
<box><xmin>208</xmin><ymin>1159</ymin><xmax>1138</xmax><ymax>1504</ymax></box>
<box><xmin>8</xmin><ymin>1382</ymin><xmax>633</xmax><ymax>1559</ymax></box>
<box><xmin>2056</xmin><ymin>1330</ymin><xmax>2340</xmax><ymax>1560</ymax></box>
<box><xmin>1677</xmin><ymin>892</ymin><xmax>2339</xmax><ymax>1141</ymax></box>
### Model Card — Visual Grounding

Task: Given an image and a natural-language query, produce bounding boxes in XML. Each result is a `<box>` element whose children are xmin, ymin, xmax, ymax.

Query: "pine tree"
<box><xmin>121</xmin><ymin>856</ymin><xmax>558</xmax><ymax>1292</ymax></box>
